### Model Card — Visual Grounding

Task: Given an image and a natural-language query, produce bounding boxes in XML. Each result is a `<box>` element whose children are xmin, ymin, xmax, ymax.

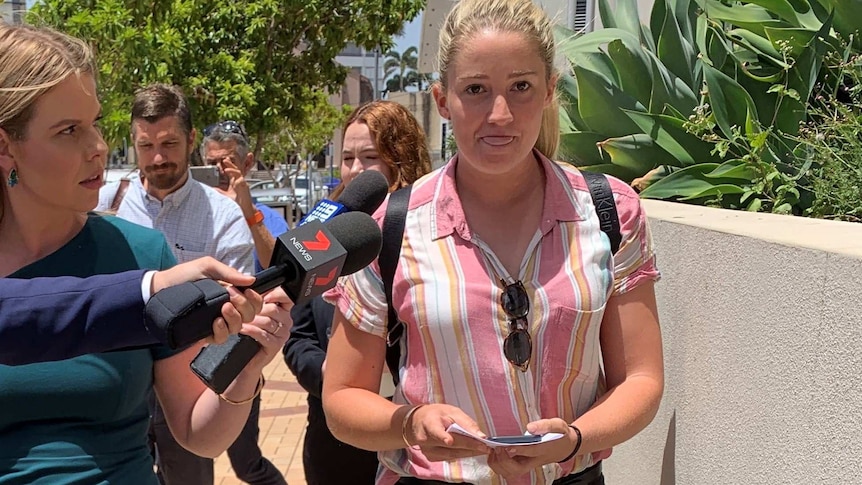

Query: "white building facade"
<box><xmin>1</xmin><ymin>0</ymin><xmax>27</xmax><ymax>24</ymax></box>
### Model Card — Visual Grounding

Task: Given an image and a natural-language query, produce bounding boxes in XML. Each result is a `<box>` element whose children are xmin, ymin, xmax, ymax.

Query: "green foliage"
<box><xmin>260</xmin><ymin>89</ymin><xmax>353</xmax><ymax>167</ymax></box>
<box><xmin>555</xmin><ymin>0</ymin><xmax>860</xmax><ymax>216</ymax></box>
<box><xmin>796</xmin><ymin>52</ymin><xmax>862</xmax><ymax>221</ymax></box>
<box><xmin>28</xmin><ymin>0</ymin><xmax>424</xmax><ymax>158</ymax></box>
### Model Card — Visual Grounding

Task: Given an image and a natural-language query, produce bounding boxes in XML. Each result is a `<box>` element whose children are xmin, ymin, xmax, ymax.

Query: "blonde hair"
<box><xmin>436</xmin><ymin>0</ymin><xmax>560</xmax><ymax>159</ymax></box>
<box><xmin>0</xmin><ymin>21</ymin><xmax>96</xmax><ymax>223</ymax></box>
<box><xmin>330</xmin><ymin>100</ymin><xmax>433</xmax><ymax>198</ymax></box>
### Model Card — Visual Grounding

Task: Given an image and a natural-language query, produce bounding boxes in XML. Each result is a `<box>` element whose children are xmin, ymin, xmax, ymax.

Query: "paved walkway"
<box><xmin>214</xmin><ymin>357</ymin><xmax>309</xmax><ymax>485</ymax></box>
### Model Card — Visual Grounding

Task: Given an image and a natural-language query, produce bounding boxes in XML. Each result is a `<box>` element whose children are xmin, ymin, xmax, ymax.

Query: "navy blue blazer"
<box><xmin>0</xmin><ymin>270</ymin><xmax>156</xmax><ymax>365</ymax></box>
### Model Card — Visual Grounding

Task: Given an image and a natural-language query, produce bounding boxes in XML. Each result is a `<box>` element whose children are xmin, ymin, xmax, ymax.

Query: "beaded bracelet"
<box><xmin>558</xmin><ymin>424</ymin><xmax>582</xmax><ymax>463</ymax></box>
<box><xmin>400</xmin><ymin>404</ymin><xmax>425</xmax><ymax>447</ymax></box>
<box><xmin>219</xmin><ymin>375</ymin><xmax>265</xmax><ymax>405</ymax></box>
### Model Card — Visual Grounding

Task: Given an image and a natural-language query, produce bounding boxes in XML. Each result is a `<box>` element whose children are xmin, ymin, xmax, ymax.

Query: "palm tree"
<box><xmin>383</xmin><ymin>46</ymin><xmax>419</xmax><ymax>92</ymax></box>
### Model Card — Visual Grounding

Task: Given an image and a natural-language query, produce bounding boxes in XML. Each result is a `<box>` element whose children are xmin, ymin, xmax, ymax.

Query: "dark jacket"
<box><xmin>283</xmin><ymin>297</ymin><xmax>379</xmax><ymax>485</ymax></box>
<box><xmin>0</xmin><ymin>270</ymin><xmax>153</xmax><ymax>365</ymax></box>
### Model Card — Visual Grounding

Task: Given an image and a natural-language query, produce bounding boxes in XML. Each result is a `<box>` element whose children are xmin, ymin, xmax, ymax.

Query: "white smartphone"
<box><xmin>190</xmin><ymin>165</ymin><xmax>220</xmax><ymax>187</ymax></box>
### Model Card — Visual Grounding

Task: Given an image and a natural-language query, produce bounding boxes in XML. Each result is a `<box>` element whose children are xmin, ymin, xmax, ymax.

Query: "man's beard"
<box><xmin>143</xmin><ymin>162</ymin><xmax>185</xmax><ymax>190</ymax></box>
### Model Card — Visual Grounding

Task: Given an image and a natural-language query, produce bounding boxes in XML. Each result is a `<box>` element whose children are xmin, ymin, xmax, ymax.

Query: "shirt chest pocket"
<box><xmin>172</xmin><ymin>245</ymin><xmax>209</xmax><ymax>264</ymax></box>
<box><xmin>537</xmin><ymin>304</ymin><xmax>606</xmax><ymax>379</ymax></box>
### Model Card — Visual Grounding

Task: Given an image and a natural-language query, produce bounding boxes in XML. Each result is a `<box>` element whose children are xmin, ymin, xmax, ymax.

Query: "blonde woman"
<box><xmin>0</xmin><ymin>22</ymin><xmax>289</xmax><ymax>483</ymax></box>
<box><xmin>321</xmin><ymin>1</ymin><xmax>664</xmax><ymax>484</ymax></box>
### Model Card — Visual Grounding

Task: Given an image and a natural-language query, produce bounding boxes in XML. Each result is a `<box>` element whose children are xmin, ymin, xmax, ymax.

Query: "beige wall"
<box><xmin>604</xmin><ymin>200</ymin><xmax>862</xmax><ymax>484</ymax></box>
<box><xmin>387</xmin><ymin>91</ymin><xmax>448</xmax><ymax>169</ymax></box>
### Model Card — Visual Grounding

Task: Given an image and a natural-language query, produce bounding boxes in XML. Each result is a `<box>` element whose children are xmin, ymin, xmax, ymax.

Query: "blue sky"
<box><xmin>393</xmin><ymin>13</ymin><xmax>423</xmax><ymax>54</ymax></box>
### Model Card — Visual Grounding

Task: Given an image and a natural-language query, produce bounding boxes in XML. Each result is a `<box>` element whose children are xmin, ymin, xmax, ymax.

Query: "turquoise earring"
<box><xmin>7</xmin><ymin>168</ymin><xmax>18</xmax><ymax>188</ymax></box>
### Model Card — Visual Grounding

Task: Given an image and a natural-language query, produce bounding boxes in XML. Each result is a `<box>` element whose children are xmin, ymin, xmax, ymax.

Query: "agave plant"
<box><xmin>555</xmin><ymin>0</ymin><xmax>858</xmax><ymax>213</ymax></box>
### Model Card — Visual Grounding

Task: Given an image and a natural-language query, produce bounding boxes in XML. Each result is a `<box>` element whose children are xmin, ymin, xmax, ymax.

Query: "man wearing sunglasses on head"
<box><xmin>201</xmin><ymin>120</ymin><xmax>289</xmax><ymax>273</ymax></box>
<box><xmin>197</xmin><ymin>120</ymin><xmax>289</xmax><ymax>485</ymax></box>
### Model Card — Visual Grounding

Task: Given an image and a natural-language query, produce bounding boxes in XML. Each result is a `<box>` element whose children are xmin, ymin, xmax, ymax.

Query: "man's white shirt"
<box><xmin>97</xmin><ymin>172</ymin><xmax>254</xmax><ymax>274</ymax></box>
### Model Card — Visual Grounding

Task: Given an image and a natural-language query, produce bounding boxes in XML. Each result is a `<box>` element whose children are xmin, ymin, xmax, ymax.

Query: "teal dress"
<box><xmin>0</xmin><ymin>215</ymin><xmax>179</xmax><ymax>484</ymax></box>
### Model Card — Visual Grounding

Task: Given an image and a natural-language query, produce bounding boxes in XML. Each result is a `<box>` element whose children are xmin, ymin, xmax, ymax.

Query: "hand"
<box><xmin>151</xmin><ymin>256</ymin><xmax>255</xmax><ymax>291</ymax></box>
<box><xmin>215</xmin><ymin>158</ymin><xmax>255</xmax><ymax>216</ymax></box>
<box><xmin>402</xmin><ymin>404</ymin><xmax>491</xmax><ymax>462</ymax></box>
<box><xmin>237</xmin><ymin>287</ymin><xmax>294</xmax><ymax>372</ymax></box>
<box><xmin>486</xmin><ymin>417</ymin><xmax>575</xmax><ymax>479</ymax></box>
<box><xmin>150</xmin><ymin>257</ymin><xmax>263</xmax><ymax>345</ymax></box>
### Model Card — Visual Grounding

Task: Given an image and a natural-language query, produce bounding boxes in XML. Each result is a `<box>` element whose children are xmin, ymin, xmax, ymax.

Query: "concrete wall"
<box><xmin>603</xmin><ymin>200</ymin><xmax>862</xmax><ymax>484</ymax></box>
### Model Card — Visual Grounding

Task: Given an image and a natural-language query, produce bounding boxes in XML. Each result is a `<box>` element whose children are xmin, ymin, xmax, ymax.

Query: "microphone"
<box><xmin>188</xmin><ymin>212</ymin><xmax>382</xmax><ymax>393</ymax></box>
<box><xmin>299</xmin><ymin>170</ymin><xmax>388</xmax><ymax>224</ymax></box>
<box><xmin>144</xmin><ymin>171</ymin><xmax>389</xmax><ymax>350</ymax></box>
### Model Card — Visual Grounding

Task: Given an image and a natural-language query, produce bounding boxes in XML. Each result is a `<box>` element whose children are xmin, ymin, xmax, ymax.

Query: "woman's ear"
<box><xmin>0</xmin><ymin>128</ymin><xmax>18</xmax><ymax>174</ymax></box>
<box><xmin>432</xmin><ymin>83</ymin><xmax>451</xmax><ymax>120</ymax></box>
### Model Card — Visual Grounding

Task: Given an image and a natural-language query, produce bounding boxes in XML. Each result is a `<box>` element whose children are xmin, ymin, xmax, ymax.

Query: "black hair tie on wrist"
<box><xmin>558</xmin><ymin>424</ymin><xmax>582</xmax><ymax>463</ymax></box>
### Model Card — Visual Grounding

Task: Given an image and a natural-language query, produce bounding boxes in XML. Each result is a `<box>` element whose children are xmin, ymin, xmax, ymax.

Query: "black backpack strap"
<box><xmin>581</xmin><ymin>171</ymin><xmax>622</xmax><ymax>254</ymax></box>
<box><xmin>380</xmin><ymin>185</ymin><xmax>412</xmax><ymax>386</ymax></box>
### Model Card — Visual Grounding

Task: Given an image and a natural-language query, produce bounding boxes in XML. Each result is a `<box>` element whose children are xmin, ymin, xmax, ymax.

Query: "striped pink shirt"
<box><xmin>326</xmin><ymin>152</ymin><xmax>659</xmax><ymax>485</ymax></box>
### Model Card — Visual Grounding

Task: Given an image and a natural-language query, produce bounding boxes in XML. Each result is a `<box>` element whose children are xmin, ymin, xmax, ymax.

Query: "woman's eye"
<box><xmin>514</xmin><ymin>81</ymin><xmax>531</xmax><ymax>91</ymax></box>
<box><xmin>465</xmin><ymin>85</ymin><xmax>484</xmax><ymax>95</ymax></box>
<box><xmin>60</xmin><ymin>125</ymin><xmax>77</xmax><ymax>135</ymax></box>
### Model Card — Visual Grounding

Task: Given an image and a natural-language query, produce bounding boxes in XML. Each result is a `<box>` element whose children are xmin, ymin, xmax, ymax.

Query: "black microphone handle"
<box><xmin>190</xmin><ymin>263</ymin><xmax>297</xmax><ymax>394</ymax></box>
<box><xmin>236</xmin><ymin>263</ymin><xmax>291</xmax><ymax>294</ymax></box>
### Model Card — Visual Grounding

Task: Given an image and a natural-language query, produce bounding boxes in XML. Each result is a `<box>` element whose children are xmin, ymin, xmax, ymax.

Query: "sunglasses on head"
<box><xmin>203</xmin><ymin>120</ymin><xmax>247</xmax><ymax>139</ymax></box>
<box><xmin>500</xmin><ymin>280</ymin><xmax>532</xmax><ymax>372</ymax></box>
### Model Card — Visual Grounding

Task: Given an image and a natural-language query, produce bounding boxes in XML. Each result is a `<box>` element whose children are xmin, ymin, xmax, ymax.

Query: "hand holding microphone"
<box><xmin>150</xmin><ymin>257</ymin><xmax>264</xmax><ymax>345</ymax></box>
<box><xmin>144</xmin><ymin>171</ymin><xmax>389</xmax><ymax>392</ymax></box>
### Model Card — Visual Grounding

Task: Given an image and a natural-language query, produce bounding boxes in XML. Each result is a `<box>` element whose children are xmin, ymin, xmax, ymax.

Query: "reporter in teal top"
<box><xmin>0</xmin><ymin>22</ymin><xmax>291</xmax><ymax>483</ymax></box>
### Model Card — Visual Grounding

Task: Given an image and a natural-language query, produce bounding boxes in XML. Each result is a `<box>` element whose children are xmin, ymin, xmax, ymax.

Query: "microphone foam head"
<box><xmin>325</xmin><ymin>211</ymin><xmax>383</xmax><ymax>275</ymax></box>
<box><xmin>336</xmin><ymin>170</ymin><xmax>389</xmax><ymax>215</ymax></box>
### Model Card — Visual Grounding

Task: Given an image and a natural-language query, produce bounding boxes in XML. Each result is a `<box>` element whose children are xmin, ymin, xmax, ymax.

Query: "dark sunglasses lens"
<box><xmin>501</xmin><ymin>284</ymin><xmax>529</xmax><ymax>319</ymax></box>
<box><xmin>504</xmin><ymin>329</ymin><xmax>531</xmax><ymax>368</ymax></box>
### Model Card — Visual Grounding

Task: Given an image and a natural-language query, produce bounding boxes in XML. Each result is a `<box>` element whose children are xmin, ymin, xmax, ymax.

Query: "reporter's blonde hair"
<box><xmin>0</xmin><ymin>21</ymin><xmax>96</xmax><ymax>223</ymax></box>
<box><xmin>436</xmin><ymin>0</ymin><xmax>560</xmax><ymax>159</ymax></box>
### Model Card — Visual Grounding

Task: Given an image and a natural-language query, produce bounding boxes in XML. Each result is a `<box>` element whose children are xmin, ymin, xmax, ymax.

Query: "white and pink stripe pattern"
<box><xmin>327</xmin><ymin>151</ymin><xmax>659</xmax><ymax>485</ymax></box>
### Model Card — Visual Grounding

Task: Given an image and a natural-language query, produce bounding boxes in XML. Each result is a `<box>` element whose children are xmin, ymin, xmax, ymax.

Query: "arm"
<box><xmin>283</xmin><ymin>299</ymin><xmax>328</xmax><ymax>398</ymax></box>
<box><xmin>572</xmin><ymin>281</ymin><xmax>664</xmax><ymax>452</ymax></box>
<box><xmin>323</xmin><ymin>309</ymin><xmax>490</xmax><ymax>460</ymax></box>
<box><xmin>322</xmin><ymin>308</ymin><xmax>413</xmax><ymax>450</ymax></box>
<box><xmin>218</xmin><ymin>159</ymin><xmax>283</xmax><ymax>269</ymax></box>
<box><xmin>0</xmin><ymin>271</ymin><xmax>150</xmax><ymax>365</ymax></box>
<box><xmin>0</xmin><ymin>259</ymin><xmax>263</xmax><ymax>366</ymax></box>
<box><xmin>154</xmin><ymin>288</ymin><xmax>291</xmax><ymax>457</ymax></box>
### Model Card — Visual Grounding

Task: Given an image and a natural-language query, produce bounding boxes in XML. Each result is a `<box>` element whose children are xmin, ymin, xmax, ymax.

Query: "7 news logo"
<box><xmin>289</xmin><ymin>230</ymin><xmax>330</xmax><ymax>262</ymax></box>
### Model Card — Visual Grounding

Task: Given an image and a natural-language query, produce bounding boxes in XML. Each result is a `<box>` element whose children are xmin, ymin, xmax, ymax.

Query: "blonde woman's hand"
<box><xmin>401</xmin><ymin>404</ymin><xmax>491</xmax><ymax>462</ymax></box>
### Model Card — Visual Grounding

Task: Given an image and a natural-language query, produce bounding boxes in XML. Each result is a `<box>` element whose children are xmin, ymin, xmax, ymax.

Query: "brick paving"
<box><xmin>214</xmin><ymin>357</ymin><xmax>309</xmax><ymax>485</ymax></box>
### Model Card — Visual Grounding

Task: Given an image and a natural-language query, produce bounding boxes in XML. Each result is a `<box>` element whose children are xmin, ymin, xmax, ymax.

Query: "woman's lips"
<box><xmin>481</xmin><ymin>136</ymin><xmax>515</xmax><ymax>146</ymax></box>
<box><xmin>79</xmin><ymin>174</ymin><xmax>102</xmax><ymax>189</ymax></box>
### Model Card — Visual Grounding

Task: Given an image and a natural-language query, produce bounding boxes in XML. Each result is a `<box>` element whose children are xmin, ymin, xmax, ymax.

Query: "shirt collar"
<box><xmin>432</xmin><ymin>149</ymin><xmax>583</xmax><ymax>241</ymax></box>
